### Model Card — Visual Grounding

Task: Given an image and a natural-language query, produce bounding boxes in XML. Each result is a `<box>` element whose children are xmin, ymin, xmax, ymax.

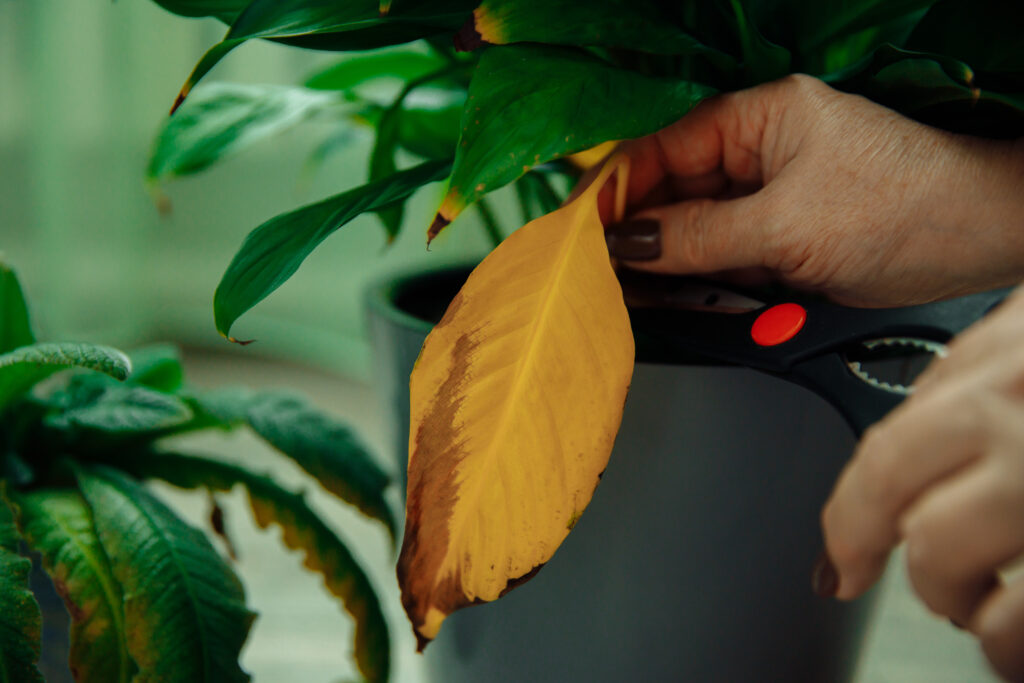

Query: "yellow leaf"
<box><xmin>398</xmin><ymin>157</ymin><xmax>634</xmax><ymax>648</ymax></box>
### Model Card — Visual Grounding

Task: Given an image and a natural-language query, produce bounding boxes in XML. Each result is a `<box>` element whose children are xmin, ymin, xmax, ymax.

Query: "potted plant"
<box><xmin>0</xmin><ymin>260</ymin><xmax>395</xmax><ymax>682</ymax></box>
<box><xmin>139</xmin><ymin>1</ymin><xmax>1024</xmax><ymax>680</ymax></box>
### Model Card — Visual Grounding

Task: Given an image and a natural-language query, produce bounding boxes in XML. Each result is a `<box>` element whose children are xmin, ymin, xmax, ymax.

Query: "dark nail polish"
<box><xmin>605</xmin><ymin>219</ymin><xmax>661</xmax><ymax>261</ymax></box>
<box><xmin>811</xmin><ymin>549</ymin><xmax>839</xmax><ymax>598</ymax></box>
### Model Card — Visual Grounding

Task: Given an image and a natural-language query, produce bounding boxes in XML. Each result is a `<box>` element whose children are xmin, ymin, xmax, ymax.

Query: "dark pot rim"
<box><xmin>365</xmin><ymin>263</ymin><xmax>723</xmax><ymax>366</ymax></box>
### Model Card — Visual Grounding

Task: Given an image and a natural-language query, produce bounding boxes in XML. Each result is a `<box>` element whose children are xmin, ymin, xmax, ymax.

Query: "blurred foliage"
<box><xmin>0</xmin><ymin>259</ymin><xmax>393</xmax><ymax>682</ymax></box>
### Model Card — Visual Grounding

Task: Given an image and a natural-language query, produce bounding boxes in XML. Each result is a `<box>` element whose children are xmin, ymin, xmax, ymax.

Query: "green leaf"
<box><xmin>0</xmin><ymin>343</ymin><xmax>131</xmax><ymax>413</ymax></box>
<box><xmin>75</xmin><ymin>466</ymin><xmax>254</xmax><ymax>683</ymax></box>
<box><xmin>127</xmin><ymin>344</ymin><xmax>184</xmax><ymax>393</ymax></box>
<box><xmin>790</xmin><ymin>0</ymin><xmax>939</xmax><ymax>55</ymax></box>
<box><xmin>729</xmin><ymin>0</ymin><xmax>791</xmax><ymax>84</ymax></box>
<box><xmin>173</xmin><ymin>0</ymin><xmax>478</xmax><ymax>107</ymax></box>
<box><xmin>0</xmin><ymin>262</ymin><xmax>34</xmax><ymax>355</ymax></box>
<box><xmin>514</xmin><ymin>172</ymin><xmax>563</xmax><ymax>224</ymax></box>
<box><xmin>13</xmin><ymin>489</ymin><xmax>134</xmax><ymax>683</ymax></box>
<box><xmin>149</xmin><ymin>0</ymin><xmax>249</xmax><ymax>22</ymax></box>
<box><xmin>45</xmin><ymin>383</ymin><xmax>194</xmax><ymax>436</ymax></box>
<box><xmin>430</xmin><ymin>45</ymin><xmax>715</xmax><ymax>237</ymax></box>
<box><xmin>149</xmin><ymin>83</ymin><xmax>338</xmax><ymax>183</ymax></box>
<box><xmin>214</xmin><ymin>158</ymin><xmax>452</xmax><ymax>341</ymax></box>
<box><xmin>464</xmin><ymin>0</ymin><xmax>738</xmax><ymax>69</ymax></box>
<box><xmin>906</xmin><ymin>0</ymin><xmax>1024</xmax><ymax>74</ymax></box>
<box><xmin>304</xmin><ymin>49</ymin><xmax>449</xmax><ymax>91</ymax></box>
<box><xmin>115</xmin><ymin>452</ymin><xmax>390</xmax><ymax>683</ymax></box>
<box><xmin>0</xmin><ymin>490</ymin><xmax>43</xmax><ymax>683</ymax></box>
<box><xmin>245</xmin><ymin>392</ymin><xmax>396</xmax><ymax>541</ymax></box>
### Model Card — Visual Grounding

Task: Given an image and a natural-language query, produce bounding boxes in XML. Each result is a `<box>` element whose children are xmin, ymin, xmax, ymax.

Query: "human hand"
<box><xmin>819</xmin><ymin>285</ymin><xmax>1024</xmax><ymax>681</ymax></box>
<box><xmin>601</xmin><ymin>75</ymin><xmax>1024</xmax><ymax>307</ymax></box>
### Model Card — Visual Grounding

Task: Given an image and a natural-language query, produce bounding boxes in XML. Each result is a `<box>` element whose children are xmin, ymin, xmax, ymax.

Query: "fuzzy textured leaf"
<box><xmin>127</xmin><ymin>345</ymin><xmax>184</xmax><ymax>394</ymax></box>
<box><xmin>115</xmin><ymin>452</ymin><xmax>390</xmax><ymax>683</ymax></box>
<box><xmin>14</xmin><ymin>489</ymin><xmax>134</xmax><ymax>683</ymax></box>
<box><xmin>149</xmin><ymin>83</ymin><xmax>337</xmax><ymax>183</ymax></box>
<box><xmin>0</xmin><ymin>491</ymin><xmax>43</xmax><ymax>683</ymax></box>
<box><xmin>214</xmin><ymin>158</ymin><xmax>451</xmax><ymax>341</ymax></box>
<box><xmin>246</xmin><ymin>392</ymin><xmax>396</xmax><ymax>541</ymax></box>
<box><xmin>0</xmin><ymin>262</ymin><xmax>34</xmax><ymax>355</ymax></box>
<box><xmin>400</xmin><ymin>158</ymin><xmax>635</xmax><ymax>647</ymax></box>
<box><xmin>0</xmin><ymin>343</ymin><xmax>131</xmax><ymax>412</ymax></box>
<box><xmin>429</xmin><ymin>45</ymin><xmax>714</xmax><ymax>239</ymax></box>
<box><xmin>76</xmin><ymin>466</ymin><xmax>254</xmax><ymax>683</ymax></box>
<box><xmin>45</xmin><ymin>383</ymin><xmax>194</xmax><ymax>436</ymax></box>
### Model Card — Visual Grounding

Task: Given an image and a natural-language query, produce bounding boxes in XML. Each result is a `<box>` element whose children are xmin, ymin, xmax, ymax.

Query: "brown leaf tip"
<box><xmin>427</xmin><ymin>214</ymin><xmax>451</xmax><ymax>246</ymax></box>
<box><xmin>453</xmin><ymin>16</ymin><xmax>486</xmax><ymax>52</ymax></box>
<box><xmin>170</xmin><ymin>90</ymin><xmax>188</xmax><ymax>116</ymax></box>
<box><xmin>227</xmin><ymin>336</ymin><xmax>257</xmax><ymax>346</ymax></box>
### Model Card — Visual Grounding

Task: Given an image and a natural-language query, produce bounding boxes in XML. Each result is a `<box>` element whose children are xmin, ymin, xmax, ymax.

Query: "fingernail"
<box><xmin>811</xmin><ymin>549</ymin><xmax>839</xmax><ymax>598</ymax></box>
<box><xmin>605</xmin><ymin>219</ymin><xmax>661</xmax><ymax>261</ymax></box>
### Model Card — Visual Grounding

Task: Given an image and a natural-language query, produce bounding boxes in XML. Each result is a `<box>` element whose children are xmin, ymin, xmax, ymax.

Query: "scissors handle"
<box><xmin>628</xmin><ymin>282</ymin><xmax>1011</xmax><ymax>436</ymax></box>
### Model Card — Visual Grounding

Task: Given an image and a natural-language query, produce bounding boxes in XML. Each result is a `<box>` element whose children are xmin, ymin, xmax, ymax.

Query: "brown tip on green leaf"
<box><xmin>379</xmin><ymin>0</ymin><xmax>392</xmax><ymax>15</ymax></box>
<box><xmin>426</xmin><ymin>214</ymin><xmax>451</xmax><ymax>246</ymax></box>
<box><xmin>453</xmin><ymin>16</ymin><xmax>485</xmax><ymax>52</ymax></box>
<box><xmin>227</xmin><ymin>337</ymin><xmax>256</xmax><ymax>346</ymax></box>
<box><xmin>169</xmin><ymin>89</ymin><xmax>189</xmax><ymax>116</ymax></box>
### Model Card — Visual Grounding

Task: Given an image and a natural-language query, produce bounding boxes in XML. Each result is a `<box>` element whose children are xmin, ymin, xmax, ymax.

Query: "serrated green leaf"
<box><xmin>114</xmin><ymin>452</ymin><xmax>390</xmax><ymax>683</ymax></box>
<box><xmin>246</xmin><ymin>393</ymin><xmax>395</xmax><ymax>541</ymax></box>
<box><xmin>127</xmin><ymin>345</ymin><xmax>184</xmax><ymax>393</ymax></box>
<box><xmin>466</xmin><ymin>0</ymin><xmax>738</xmax><ymax>69</ymax></box>
<box><xmin>0</xmin><ymin>489</ymin><xmax>43</xmax><ymax>683</ymax></box>
<box><xmin>45</xmin><ymin>384</ymin><xmax>194</xmax><ymax>436</ymax></box>
<box><xmin>173</xmin><ymin>0</ymin><xmax>477</xmax><ymax>107</ymax></box>
<box><xmin>0</xmin><ymin>262</ymin><xmax>34</xmax><ymax>355</ymax></box>
<box><xmin>149</xmin><ymin>83</ymin><xmax>338</xmax><ymax>183</ymax></box>
<box><xmin>305</xmin><ymin>49</ymin><xmax>449</xmax><ymax>91</ymax></box>
<box><xmin>13</xmin><ymin>489</ymin><xmax>134</xmax><ymax>683</ymax></box>
<box><xmin>214</xmin><ymin>158</ymin><xmax>451</xmax><ymax>341</ymax></box>
<box><xmin>429</xmin><ymin>45</ymin><xmax>714</xmax><ymax>238</ymax></box>
<box><xmin>0</xmin><ymin>343</ymin><xmax>131</xmax><ymax>413</ymax></box>
<box><xmin>75</xmin><ymin>466</ymin><xmax>254</xmax><ymax>683</ymax></box>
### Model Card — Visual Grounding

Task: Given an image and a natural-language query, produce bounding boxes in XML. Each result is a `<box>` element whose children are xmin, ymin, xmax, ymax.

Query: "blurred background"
<box><xmin>0</xmin><ymin>1</ymin><xmax>1003</xmax><ymax>681</ymax></box>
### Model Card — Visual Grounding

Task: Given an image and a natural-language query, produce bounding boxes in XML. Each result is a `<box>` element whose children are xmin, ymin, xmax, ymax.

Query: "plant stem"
<box><xmin>474</xmin><ymin>198</ymin><xmax>504</xmax><ymax>249</ymax></box>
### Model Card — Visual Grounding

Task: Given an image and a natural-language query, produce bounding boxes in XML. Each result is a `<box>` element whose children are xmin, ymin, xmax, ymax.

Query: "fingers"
<box><xmin>974</xmin><ymin>577</ymin><xmax>1024</xmax><ymax>681</ymax></box>
<box><xmin>605</xmin><ymin>192</ymin><xmax>777</xmax><ymax>274</ymax></box>
<box><xmin>822</xmin><ymin>385</ymin><xmax>987</xmax><ymax>600</ymax></box>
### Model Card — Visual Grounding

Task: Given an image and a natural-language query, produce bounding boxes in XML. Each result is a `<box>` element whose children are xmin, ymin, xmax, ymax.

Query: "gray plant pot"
<box><xmin>366</xmin><ymin>266</ymin><xmax>875</xmax><ymax>683</ymax></box>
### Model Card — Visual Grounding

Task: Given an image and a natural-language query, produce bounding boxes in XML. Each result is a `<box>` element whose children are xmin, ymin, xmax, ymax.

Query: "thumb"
<box><xmin>605</xmin><ymin>194</ymin><xmax>769</xmax><ymax>275</ymax></box>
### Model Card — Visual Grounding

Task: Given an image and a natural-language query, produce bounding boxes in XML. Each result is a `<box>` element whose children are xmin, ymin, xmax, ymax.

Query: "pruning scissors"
<box><xmin>623</xmin><ymin>272</ymin><xmax>1011</xmax><ymax>437</ymax></box>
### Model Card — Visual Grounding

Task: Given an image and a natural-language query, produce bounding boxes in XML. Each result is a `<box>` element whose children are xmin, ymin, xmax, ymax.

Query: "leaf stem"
<box><xmin>474</xmin><ymin>198</ymin><xmax>503</xmax><ymax>248</ymax></box>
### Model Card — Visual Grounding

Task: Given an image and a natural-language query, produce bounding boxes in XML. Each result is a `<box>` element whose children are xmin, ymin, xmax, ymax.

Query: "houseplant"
<box><xmin>0</xmin><ymin>260</ymin><xmax>394</xmax><ymax>682</ymax></box>
<box><xmin>140</xmin><ymin>0</ymin><xmax>1024</xmax><ymax>679</ymax></box>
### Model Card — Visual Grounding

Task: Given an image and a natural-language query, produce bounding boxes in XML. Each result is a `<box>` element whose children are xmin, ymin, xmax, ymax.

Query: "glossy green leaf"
<box><xmin>246</xmin><ymin>392</ymin><xmax>396</xmax><ymax>541</ymax></box>
<box><xmin>76</xmin><ymin>466</ymin><xmax>254</xmax><ymax>683</ymax></box>
<box><xmin>149</xmin><ymin>0</ymin><xmax>249</xmax><ymax>22</ymax></box>
<box><xmin>214</xmin><ymin>158</ymin><xmax>452</xmax><ymax>341</ymax></box>
<box><xmin>464</xmin><ymin>0</ymin><xmax>737</xmax><ymax>70</ymax></box>
<box><xmin>127</xmin><ymin>345</ymin><xmax>184</xmax><ymax>393</ymax></box>
<box><xmin>729</xmin><ymin>0</ymin><xmax>791</xmax><ymax>84</ymax></box>
<box><xmin>173</xmin><ymin>0</ymin><xmax>477</xmax><ymax>107</ymax></box>
<box><xmin>789</xmin><ymin>0</ymin><xmax>939</xmax><ymax>54</ymax></box>
<box><xmin>430</xmin><ymin>45</ymin><xmax>714</xmax><ymax>238</ymax></box>
<box><xmin>115</xmin><ymin>452</ymin><xmax>390</xmax><ymax>683</ymax></box>
<box><xmin>13</xmin><ymin>489</ymin><xmax>134</xmax><ymax>683</ymax></box>
<box><xmin>832</xmin><ymin>45</ymin><xmax>1024</xmax><ymax>136</ymax></box>
<box><xmin>906</xmin><ymin>0</ymin><xmax>1024</xmax><ymax>74</ymax></box>
<box><xmin>514</xmin><ymin>172</ymin><xmax>563</xmax><ymax>224</ymax></box>
<box><xmin>149</xmin><ymin>83</ymin><xmax>338</xmax><ymax>183</ymax></box>
<box><xmin>304</xmin><ymin>49</ymin><xmax>449</xmax><ymax>91</ymax></box>
<box><xmin>45</xmin><ymin>383</ymin><xmax>194</xmax><ymax>436</ymax></box>
<box><xmin>0</xmin><ymin>490</ymin><xmax>43</xmax><ymax>683</ymax></box>
<box><xmin>0</xmin><ymin>343</ymin><xmax>131</xmax><ymax>413</ymax></box>
<box><xmin>0</xmin><ymin>262</ymin><xmax>34</xmax><ymax>355</ymax></box>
